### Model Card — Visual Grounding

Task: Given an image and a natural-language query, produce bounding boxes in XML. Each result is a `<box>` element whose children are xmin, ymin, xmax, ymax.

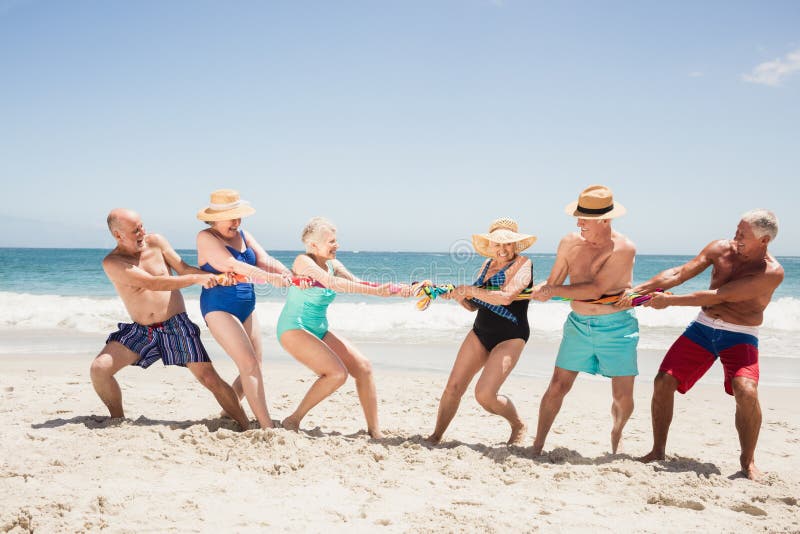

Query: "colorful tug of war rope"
<box><xmin>215</xmin><ymin>273</ymin><xmax>662</xmax><ymax>311</ymax></box>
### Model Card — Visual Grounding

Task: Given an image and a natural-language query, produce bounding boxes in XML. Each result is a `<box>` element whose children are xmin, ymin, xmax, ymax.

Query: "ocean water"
<box><xmin>0</xmin><ymin>248</ymin><xmax>798</xmax><ymax>366</ymax></box>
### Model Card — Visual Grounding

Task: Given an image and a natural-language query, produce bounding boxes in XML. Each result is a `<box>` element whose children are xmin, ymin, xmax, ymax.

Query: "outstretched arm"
<box><xmin>529</xmin><ymin>237</ymin><xmax>570</xmax><ymax>301</ymax></box>
<box><xmin>152</xmin><ymin>234</ymin><xmax>207</xmax><ymax>276</ymax></box>
<box><xmin>293</xmin><ymin>255</ymin><xmax>393</xmax><ymax>296</ymax></box>
<box><xmin>245</xmin><ymin>230</ymin><xmax>294</xmax><ymax>278</ymax></box>
<box><xmin>547</xmin><ymin>248</ymin><xmax>634</xmax><ymax>301</ymax></box>
<box><xmin>197</xmin><ymin>230</ymin><xmax>291</xmax><ymax>287</ymax></box>
<box><xmin>647</xmin><ymin>269</ymin><xmax>784</xmax><ymax>309</ymax></box>
<box><xmin>535</xmin><ymin>235</ymin><xmax>635</xmax><ymax>301</ymax></box>
<box><xmin>634</xmin><ymin>240</ymin><xmax>722</xmax><ymax>295</ymax></box>
<box><xmin>454</xmin><ymin>258</ymin><xmax>532</xmax><ymax>305</ymax></box>
<box><xmin>103</xmin><ymin>252</ymin><xmax>216</xmax><ymax>291</ymax></box>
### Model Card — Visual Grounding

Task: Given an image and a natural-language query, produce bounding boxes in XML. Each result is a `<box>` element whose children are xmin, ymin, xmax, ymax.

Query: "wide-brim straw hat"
<box><xmin>197</xmin><ymin>189</ymin><xmax>256</xmax><ymax>221</ymax></box>
<box><xmin>564</xmin><ymin>184</ymin><xmax>626</xmax><ymax>219</ymax></box>
<box><xmin>472</xmin><ymin>217</ymin><xmax>537</xmax><ymax>257</ymax></box>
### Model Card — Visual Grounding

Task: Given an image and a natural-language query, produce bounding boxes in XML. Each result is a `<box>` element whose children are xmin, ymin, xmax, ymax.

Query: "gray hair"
<box><xmin>741</xmin><ymin>209</ymin><xmax>778</xmax><ymax>241</ymax></box>
<box><xmin>301</xmin><ymin>217</ymin><xmax>336</xmax><ymax>252</ymax></box>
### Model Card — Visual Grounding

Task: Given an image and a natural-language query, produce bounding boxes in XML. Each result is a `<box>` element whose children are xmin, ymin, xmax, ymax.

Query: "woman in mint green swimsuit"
<box><xmin>278</xmin><ymin>217</ymin><xmax>413</xmax><ymax>438</ymax></box>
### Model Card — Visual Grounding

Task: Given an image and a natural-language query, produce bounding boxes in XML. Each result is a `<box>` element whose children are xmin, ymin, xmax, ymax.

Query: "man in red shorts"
<box><xmin>627</xmin><ymin>209</ymin><xmax>783</xmax><ymax>480</ymax></box>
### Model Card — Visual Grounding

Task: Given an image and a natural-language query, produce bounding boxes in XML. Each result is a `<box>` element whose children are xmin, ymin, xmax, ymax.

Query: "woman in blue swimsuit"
<box><xmin>196</xmin><ymin>189</ymin><xmax>293</xmax><ymax>429</ymax></box>
<box><xmin>427</xmin><ymin>217</ymin><xmax>536</xmax><ymax>445</ymax></box>
<box><xmin>278</xmin><ymin>217</ymin><xmax>413</xmax><ymax>438</ymax></box>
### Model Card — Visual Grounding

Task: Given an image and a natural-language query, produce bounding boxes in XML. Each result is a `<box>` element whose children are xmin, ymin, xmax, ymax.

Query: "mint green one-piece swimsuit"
<box><xmin>276</xmin><ymin>262</ymin><xmax>337</xmax><ymax>342</ymax></box>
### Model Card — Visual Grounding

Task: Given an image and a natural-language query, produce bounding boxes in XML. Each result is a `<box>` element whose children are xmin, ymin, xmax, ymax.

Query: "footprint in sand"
<box><xmin>730</xmin><ymin>503</ymin><xmax>767</xmax><ymax>516</ymax></box>
<box><xmin>647</xmin><ymin>495</ymin><xmax>705</xmax><ymax>511</ymax></box>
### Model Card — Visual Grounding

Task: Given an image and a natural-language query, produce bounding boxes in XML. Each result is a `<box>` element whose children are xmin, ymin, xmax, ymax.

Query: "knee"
<box><xmin>194</xmin><ymin>368</ymin><xmax>222</xmax><ymax>391</ymax></box>
<box><xmin>349</xmin><ymin>358</ymin><xmax>373</xmax><ymax>381</ymax></box>
<box><xmin>474</xmin><ymin>388</ymin><xmax>497</xmax><ymax>411</ymax></box>
<box><xmin>90</xmin><ymin>355</ymin><xmax>113</xmax><ymax>380</ymax></box>
<box><xmin>546</xmin><ymin>378</ymin><xmax>573</xmax><ymax>398</ymax></box>
<box><xmin>237</xmin><ymin>355</ymin><xmax>261</xmax><ymax>378</ymax></box>
<box><xmin>653</xmin><ymin>373</ymin><xmax>677</xmax><ymax>396</ymax></box>
<box><xmin>327</xmin><ymin>366</ymin><xmax>349</xmax><ymax>388</ymax></box>
<box><xmin>612</xmin><ymin>394</ymin><xmax>634</xmax><ymax>413</ymax></box>
<box><xmin>443</xmin><ymin>380</ymin><xmax>468</xmax><ymax>400</ymax></box>
<box><xmin>732</xmin><ymin>379</ymin><xmax>758</xmax><ymax>404</ymax></box>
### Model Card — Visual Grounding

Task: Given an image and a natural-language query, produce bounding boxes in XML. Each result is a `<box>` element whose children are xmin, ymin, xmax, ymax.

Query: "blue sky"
<box><xmin>1</xmin><ymin>0</ymin><xmax>798</xmax><ymax>255</ymax></box>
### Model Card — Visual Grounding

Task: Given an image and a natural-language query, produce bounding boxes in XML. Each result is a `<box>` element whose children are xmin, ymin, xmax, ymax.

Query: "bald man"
<box><xmin>90</xmin><ymin>209</ymin><xmax>249</xmax><ymax>430</ymax></box>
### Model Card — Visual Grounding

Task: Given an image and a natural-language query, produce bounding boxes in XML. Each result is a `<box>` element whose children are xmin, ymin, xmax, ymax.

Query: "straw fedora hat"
<box><xmin>472</xmin><ymin>217</ymin><xmax>537</xmax><ymax>258</ymax></box>
<box><xmin>197</xmin><ymin>189</ymin><xmax>256</xmax><ymax>221</ymax></box>
<box><xmin>564</xmin><ymin>185</ymin><xmax>626</xmax><ymax>219</ymax></box>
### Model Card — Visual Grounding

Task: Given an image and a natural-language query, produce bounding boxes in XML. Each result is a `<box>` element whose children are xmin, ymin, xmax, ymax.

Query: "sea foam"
<box><xmin>1</xmin><ymin>292</ymin><xmax>797</xmax><ymax>358</ymax></box>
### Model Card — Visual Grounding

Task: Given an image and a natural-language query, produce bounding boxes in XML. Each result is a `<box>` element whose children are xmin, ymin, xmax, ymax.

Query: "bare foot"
<box><xmin>507</xmin><ymin>422</ymin><xmax>527</xmax><ymax>446</ymax></box>
<box><xmin>742</xmin><ymin>460</ymin><xmax>763</xmax><ymax>481</ymax></box>
<box><xmin>281</xmin><ymin>416</ymin><xmax>300</xmax><ymax>432</ymax></box>
<box><xmin>368</xmin><ymin>428</ymin><xmax>384</xmax><ymax>439</ymax></box>
<box><xmin>531</xmin><ymin>441</ymin><xmax>544</xmax><ymax>457</ymax></box>
<box><xmin>425</xmin><ymin>433</ymin><xmax>442</xmax><ymax>445</ymax></box>
<box><xmin>638</xmin><ymin>450</ymin><xmax>665</xmax><ymax>463</ymax></box>
<box><xmin>611</xmin><ymin>427</ymin><xmax>623</xmax><ymax>454</ymax></box>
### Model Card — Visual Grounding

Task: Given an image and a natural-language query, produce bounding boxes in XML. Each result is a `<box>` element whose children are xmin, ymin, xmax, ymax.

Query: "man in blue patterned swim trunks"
<box><xmin>531</xmin><ymin>185</ymin><xmax>638</xmax><ymax>455</ymax></box>
<box><xmin>90</xmin><ymin>209</ymin><xmax>249</xmax><ymax>430</ymax></box>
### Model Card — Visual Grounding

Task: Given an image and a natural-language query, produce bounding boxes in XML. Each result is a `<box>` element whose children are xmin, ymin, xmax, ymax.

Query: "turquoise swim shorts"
<box><xmin>555</xmin><ymin>309</ymin><xmax>639</xmax><ymax>377</ymax></box>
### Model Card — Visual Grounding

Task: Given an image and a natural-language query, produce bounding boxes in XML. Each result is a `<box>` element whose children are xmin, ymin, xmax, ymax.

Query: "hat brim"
<box><xmin>197</xmin><ymin>205</ymin><xmax>256</xmax><ymax>222</ymax></box>
<box><xmin>564</xmin><ymin>201</ymin><xmax>626</xmax><ymax>219</ymax></box>
<box><xmin>472</xmin><ymin>233</ymin><xmax>537</xmax><ymax>258</ymax></box>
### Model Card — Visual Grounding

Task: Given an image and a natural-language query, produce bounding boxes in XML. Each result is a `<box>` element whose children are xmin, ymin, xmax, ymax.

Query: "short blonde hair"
<box><xmin>741</xmin><ymin>209</ymin><xmax>778</xmax><ymax>241</ymax></box>
<box><xmin>301</xmin><ymin>217</ymin><xmax>336</xmax><ymax>253</ymax></box>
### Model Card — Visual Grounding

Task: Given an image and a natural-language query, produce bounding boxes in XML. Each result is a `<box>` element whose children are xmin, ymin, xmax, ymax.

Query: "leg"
<box><xmin>610</xmin><ymin>375</ymin><xmax>635</xmax><ymax>453</ymax></box>
<box><xmin>639</xmin><ymin>372</ymin><xmax>678</xmax><ymax>462</ymax></box>
<box><xmin>186</xmin><ymin>362</ymin><xmax>250</xmax><ymax>431</ymax></box>
<box><xmin>731</xmin><ymin>377</ymin><xmax>762</xmax><ymax>480</ymax></box>
<box><xmin>323</xmin><ymin>331</ymin><xmax>382</xmax><ymax>438</ymax></box>
<box><xmin>89</xmin><ymin>342</ymin><xmax>140</xmax><ymax>419</ymax></box>
<box><xmin>473</xmin><ymin>339</ymin><xmax>527</xmax><ymax>445</ymax></box>
<box><xmin>426</xmin><ymin>331</ymin><xmax>488</xmax><ymax>444</ymax></box>
<box><xmin>532</xmin><ymin>367</ymin><xmax>579</xmax><ymax>455</ymax></box>
<box><xmin>230</xmin><ymin>312</ymin><xmax>263</xmax><ymax>402</ymax></box>
<box><xmin>205</xmin><ymin>311</ymin><xmax>273</xmax><ymax>429</ymax></box>
<box><xmin>279</xmin><ymin>329</ymin><xmax>348</xmax><ymax>431</ymax></box>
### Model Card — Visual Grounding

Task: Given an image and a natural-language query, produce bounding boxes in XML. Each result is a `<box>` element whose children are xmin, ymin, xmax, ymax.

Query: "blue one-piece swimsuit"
<box><xmin>200</xmin><ymin>230</ymin><xmax>257</xmax><ymax>323</ymax></box>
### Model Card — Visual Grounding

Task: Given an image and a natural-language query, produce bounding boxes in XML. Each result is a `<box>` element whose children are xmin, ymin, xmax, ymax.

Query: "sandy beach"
<box><xmin>1</xmin><ymin>338</ymin><xmax>799</xmax><ymax>533</ymax></box>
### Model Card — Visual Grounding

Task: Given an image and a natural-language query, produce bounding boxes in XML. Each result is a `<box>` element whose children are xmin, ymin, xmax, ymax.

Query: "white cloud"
<box><xmin>741</xmin><ymin>48</ymin><xmax>800</xmax><ymax>87</ymax></box>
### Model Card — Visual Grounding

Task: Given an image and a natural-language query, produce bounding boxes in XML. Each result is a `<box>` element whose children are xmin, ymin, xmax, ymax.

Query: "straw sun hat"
<box><xmin>472</xmin><ymin>217</ymin><xmax>537</xmax><ymax>258</ymax></box>
<box><xmin>196</xmin><ymin>189</ymin><xmax>256</xmax><ymax>222</ymax></box>
<box><xmin>564</xmin><ymin>185</ymin><xmax>626</xmax><ymax>219</ymax></box>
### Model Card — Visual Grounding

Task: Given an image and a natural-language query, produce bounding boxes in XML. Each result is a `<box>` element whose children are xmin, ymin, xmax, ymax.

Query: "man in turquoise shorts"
<box><xmin>531</xmin><ymin>185</ymin><xmax>638</xmax><ymax>455</ymax></box>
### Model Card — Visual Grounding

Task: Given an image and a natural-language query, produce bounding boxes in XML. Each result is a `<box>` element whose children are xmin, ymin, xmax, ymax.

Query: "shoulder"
<box><xmin>242</xmin><ymin>229</ymin><xmax>258</xmax><ymax>245</ymax></box>
<box><xmin>196</xmin><ymin>228</ymin><xmax>216</xmax><ymax>242</ymax></box>
<box><xmin>102</xmin><ymin>250</ymin><xmax>123</xmax><ymax>268</ymax></box>
<box><xmin>292</xmin><ymin>253</ymin><xmax>314</xmax><ymax>269</ymax></box>
<box><xmin>558</xmin><ymin>232</ymin><xmax>582</xmax><ymax>249</ymax></box>
<box><xmin>145</xmin><ymin>233</ymin><xmax>168</xmax><ymax>250</ymax></box>
<box><xmin>516</xmin><ymin>256</ymin><xmax>532</xmax><ymax>269</ymax></box>
<box><xmin>612</xmin><ymin>232</ymin><xmax>636</xmax><ymax>254</ymax></box>
<box><xmin>701</xmin><ymin>239</ymin><xmax>731</xmax><ymax>260</ymax></box>
<box><xmin>766</xmin><ymin>255</ymin><xmax>785</xmax><ymax>279</ymax></box>
<box><xmin>102</xmin><ymin>250</ymin><xmax>131</xmax><ymax>276</ymax></box>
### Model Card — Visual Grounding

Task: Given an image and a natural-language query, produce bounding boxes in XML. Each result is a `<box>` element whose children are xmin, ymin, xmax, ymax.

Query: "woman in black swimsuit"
<box><xmin>427</xmin><ymin>218</ymin><xmax>536</xmax><ymax>445</ymax></box>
